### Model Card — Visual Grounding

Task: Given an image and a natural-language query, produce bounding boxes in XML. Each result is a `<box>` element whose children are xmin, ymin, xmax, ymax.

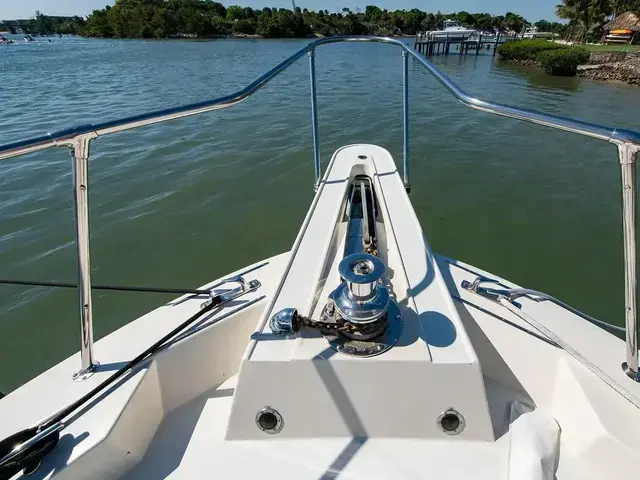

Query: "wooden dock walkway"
<box><xmin>414</xmin><ymin>32</ymin><xmax>518</xmax><ymax>57</ymax></box>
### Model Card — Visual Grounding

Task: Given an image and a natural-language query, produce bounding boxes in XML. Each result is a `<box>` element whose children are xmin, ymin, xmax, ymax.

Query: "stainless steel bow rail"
<box><xmin>0</xmin><ymin>36</ymin><xmax>639</xmax><ymax>382</ymax></box>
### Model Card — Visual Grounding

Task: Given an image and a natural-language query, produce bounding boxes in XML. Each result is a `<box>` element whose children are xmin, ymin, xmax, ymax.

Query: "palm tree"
<box><xmin>504</xmin><ymin>12</ymin><xmax>527</xmax><ymax>33</ymax></box>
<box><xmin>611</xmin><ymin>0</ymin><xmax>640</xmax><ymax>15</ymax></box>
<box><xmin>556</xmin><ymin>0</ymin><xmax>612</xmax><ymax>42</ymax></box>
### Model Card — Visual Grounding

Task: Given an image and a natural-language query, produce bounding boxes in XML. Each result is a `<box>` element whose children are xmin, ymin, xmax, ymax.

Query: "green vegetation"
<box><xmin>10</xmin><ymin>0</ymin><xmax>639</xmax><ymax>44</ymax></box>
<box><xmin>496</xmin><ymin>39</ymin><xmax>567</xmax><ymax>61</ymax></box>
<box><xmin>537</xmin><ymin>48</ymin><xmax>591</xmax><ymax>75</ymax></box>
<box><xmin>1</xmin><ymin>12</ymin><xmax>84</xmax><ymax>35</ymax></box>
<box><xmin>0</xmin><ymin>2</ymin><xmax>574</xmax><ymax>40</ymax></box>
<box><xmin>1</xmin><ymin>5</ymin><xmax>564</xmax><ymax>39</ymax></box>
<box><xmin>556</xmin><ymin>0</ymin><xmax>640</xmax><ymax>42</ymax></box>
<box><xmin>584</xmin><ymin>43</ymin><xmax>640</xmax><ymax>51</ymax></box>
<box><xmin>612</xmin><ymin>0</ymin><xmax>640</xmax><ymax>11</ymax></box>
<box><xmin>9</xmin><ymin>1</ymin><xmax>557</xmax><ymax>39</ymax></box>
<box><xmin>556</xmin><ymin>0</ymin><xmax>612</xmax><ymax>43</ymax></box>
<box><xmin>78</xmin><ymin>2</ymin><xmax>545</xmax><ymax>39</ymax></box>
<box><xmin>497</xmin><ymin>40</ymin><xmax>590</xmax><ymax>76</ymax></box>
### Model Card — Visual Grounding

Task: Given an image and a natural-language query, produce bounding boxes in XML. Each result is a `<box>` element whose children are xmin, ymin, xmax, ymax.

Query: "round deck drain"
<box><xmin>437</xmin><ymin>409</ymin><xmax>465</xmax><ymax>435</ymax></box>
<box><xmin>256</xmin><ymin>407</ymin><xmax>284</xmax><ymax>434</ymax></box>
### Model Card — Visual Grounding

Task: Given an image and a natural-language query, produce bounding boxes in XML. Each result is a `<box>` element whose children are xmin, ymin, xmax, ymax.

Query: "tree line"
<box><xmin>79</xmin><ymin>2</ymin><xmax>544</xmax><ymax>39</ymax></box>
<box><xmin>12</xmin><ymin>2</ymin><xmax>552</xmax><ymax>39</ymax></box>
<box><xmin>557</xmin><ymin>0</ymin><xmax>640</xmax><ymax>42</ymax></box>
<box><xmin>10</xmin><ymin>0</ymin><xmax>640</xmax><ymax>42</ymax></box>
<box><xmin>1</xmin><ymin>13</ymin><xmax>85</xmax><ymax>35</ymax></box>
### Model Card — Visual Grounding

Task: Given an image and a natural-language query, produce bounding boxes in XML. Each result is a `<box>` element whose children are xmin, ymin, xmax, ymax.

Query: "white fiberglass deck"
<box><xmin>1</xmin><ymin>146</ymin><xmax>640</xmax><ymax>480</ymax></box>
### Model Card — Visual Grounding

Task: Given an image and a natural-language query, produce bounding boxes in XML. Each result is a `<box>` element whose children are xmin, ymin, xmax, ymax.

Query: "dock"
<box><xmin>413</xmin><ymin>32</ymin><xmax>518</xmax><ymax>56</ymax></box>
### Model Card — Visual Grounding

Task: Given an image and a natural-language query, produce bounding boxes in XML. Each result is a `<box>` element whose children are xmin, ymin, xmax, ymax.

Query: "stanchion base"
<box><xmin>622</xmin><ymin>362</ymin><xmax>640</xmax><ymax>382</ymax></box>
<box><xmin>72</xmin><ymin>361</ymin><xmax>100</xmax><ymax>382</ymax></box>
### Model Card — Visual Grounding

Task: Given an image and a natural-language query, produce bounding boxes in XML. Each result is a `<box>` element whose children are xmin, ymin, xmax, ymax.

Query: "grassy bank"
<box><xmin>583</xmin><ymin>44</ymin><xmax>640</xmax><ymax>52</ymax></box>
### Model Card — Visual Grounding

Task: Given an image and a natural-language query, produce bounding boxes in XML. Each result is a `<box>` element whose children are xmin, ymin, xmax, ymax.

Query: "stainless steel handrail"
<box><xmin>0</xmin><ymin>36</ymin><xmax>638</xmax><ymax>382</ymax></box>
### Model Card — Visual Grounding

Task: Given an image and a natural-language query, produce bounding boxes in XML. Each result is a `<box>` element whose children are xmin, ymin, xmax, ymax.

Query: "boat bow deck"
<box><xmin>2</xmin><ymin>147</ymin><xmax>640</xmax><ymax>479</ymax></box>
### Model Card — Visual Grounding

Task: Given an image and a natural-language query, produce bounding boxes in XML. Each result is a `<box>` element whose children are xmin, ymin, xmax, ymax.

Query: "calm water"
<box><xmin>1</xmin><ymin>37</ymin><xmax>639</xmax><ymax>393</ymax></box>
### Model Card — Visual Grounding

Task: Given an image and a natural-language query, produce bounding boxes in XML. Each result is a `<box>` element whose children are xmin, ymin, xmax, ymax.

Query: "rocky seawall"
<box><xmin>577</xmin><ymin>52</ymin><xmax>640</xmax><ymax>85</ymax></box>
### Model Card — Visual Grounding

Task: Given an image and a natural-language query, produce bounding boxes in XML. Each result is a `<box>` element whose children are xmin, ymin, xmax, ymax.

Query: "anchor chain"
<box><xmin>269</xmin><ymin>307</ymin><xmax>387</xmax><ymax>337</ymax></box>
<box><xmin>300</xmin><ymin>315</ymin><xmax>385</xmax><ymax>336</ymax></box>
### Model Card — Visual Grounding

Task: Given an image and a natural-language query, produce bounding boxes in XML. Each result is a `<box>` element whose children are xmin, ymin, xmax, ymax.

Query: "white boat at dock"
<box><xmin>419</xmin><ymin>20</ymin><xmax>478</xmax><ymax>41</ymax></box>
<box><xmin>1</xmin><ymin>36</ymin><xmax>640</xmax><ymax>480</ymax></box>
<box><xmin>522</xmin><ymin>26</ymin><xmax>557</xmax><ymax>40</ymax></box>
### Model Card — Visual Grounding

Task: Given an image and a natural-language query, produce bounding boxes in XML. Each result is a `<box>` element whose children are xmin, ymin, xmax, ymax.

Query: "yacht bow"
<box><xmin>1</xmin><ymin>146</ymin><xmax>640</xmax><ymax>479</ymax></box>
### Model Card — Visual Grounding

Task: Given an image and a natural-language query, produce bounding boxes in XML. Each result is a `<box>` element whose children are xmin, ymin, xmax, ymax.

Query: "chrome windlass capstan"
<box><xmin>334</xmin><ymin>253</ymin><xmax>389</xmax><ymax>324</ymax></box>
<box><xmin>320</xmin><ymin>252</ymin><xmax>401</xmax><ymax>355</ymax></box>
<box><xmin>268</xmin><ymin>176</ymin><xmax>403</xmax><ymax>356</ymax></box>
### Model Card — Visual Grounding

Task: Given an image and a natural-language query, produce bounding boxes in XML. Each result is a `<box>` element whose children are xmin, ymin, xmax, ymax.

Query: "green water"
<box><xmin>1</xmin><ymin>37</ymin><xmax>639</xmax><ymax>393</ymax></box>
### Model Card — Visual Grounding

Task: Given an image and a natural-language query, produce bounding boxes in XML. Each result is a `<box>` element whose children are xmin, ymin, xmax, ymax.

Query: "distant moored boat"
<box><xmin>422</xmin><ymin>20</ymin><xmax>478</xmax><ymax>40</ymax></box>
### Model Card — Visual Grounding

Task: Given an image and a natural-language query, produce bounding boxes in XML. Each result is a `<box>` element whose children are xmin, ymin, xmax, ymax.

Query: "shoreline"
<box><xmin>80</xmin><ymin>33</ymin><xmax>416</xmax><ymax>41</ymax></box>
<box><xmin>499</xmin><ymin>51</ymin><xmax>640</xmax><ymax>87</ymax></box>
<box><xmin>576</xmin><ymin>51</ymin><xmax>640</xmax><ymax>85</ymax></box>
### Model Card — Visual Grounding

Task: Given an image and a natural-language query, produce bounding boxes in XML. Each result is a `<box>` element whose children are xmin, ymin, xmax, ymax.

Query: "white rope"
<box><xmin>497</xmin><ymin>297</ymin><xmax>640</xmax><ymax>409</ymax></box>
<box><xmin>507</xmin><ymin>288</ymin><xmax>625</xmax><ymax>334</ymax></box>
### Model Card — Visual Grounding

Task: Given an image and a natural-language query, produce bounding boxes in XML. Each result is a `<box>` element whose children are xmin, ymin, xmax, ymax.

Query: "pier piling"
<box><xmin>414</xmin><ymin>31</ymin><xmax>512</xmax><ymax>57</ymax></box>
